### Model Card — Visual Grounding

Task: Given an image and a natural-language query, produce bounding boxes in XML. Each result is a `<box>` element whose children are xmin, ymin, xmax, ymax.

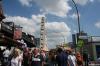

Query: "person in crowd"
<box><xmin>0</xmin><ymin>48</ymin><xmax>1</xmax><ymax>61</ymax></box>
<box><xmin>48</xmin><ymin>50</ymin><xmax>56</xmax><ymax>66</ymax></box>
<box><xmin>28</xmin><ymin>48</ymin><xmax>32</xmax><ymax>66</ymax></box>
<box><xmin>0</xmin><ymin>49</ymin><xmax>5</xmax><ymax>66</ymax></box>
<box><xmin>40</xmin><ymin>50</ymin><xmax>46</xmax><ymax>60</ymax></box>
<box><xmin>3</xmin><ymin>47</ymin><xmax>11</xmax><ymax>66</ymax></box>
<box><xmin>0</xmin><ymin>48</ymin><xmax>4</xmax><ymax>58</ymax></box>
<box><xmin>22</xmin><ymin>47</ymin><xmax>30</xmax><ymax>66</ymax></box>
<box><xmin>11</xmin><ymin>48</ymin><xmax>23</xmax><ymax>66</ymax></box>
<box><xmin>68</xmin><ymin>51</ymin><xmax>77</xmax><ymax>66</ymax></box>
<box><xmin>40</xmin><ymin>50</ymin><xmax>47</xmax><ymax>66</ymax></box>
<box><xmin>0</xmin><ymin>48</ymin><xmax>3</xmax><ymax>65</ymax></box>
<box><xmin>56</xmin><ymin>48</ymin><xmax>68</xmax><ymax>66</ymax></box>
<box><xmin>83</xmin><ymin>52</ymin><xmax>89</xmax><ymax>66</ymax></box>
<box><xmin>31</xmin><ymin>48</ymin><xmax>44</xmax><ymax>66</ymax></box>
<box><xmin>76</xmin><ymin>52</ymin><xmax>83</xmax><ymax>66</ymax></box>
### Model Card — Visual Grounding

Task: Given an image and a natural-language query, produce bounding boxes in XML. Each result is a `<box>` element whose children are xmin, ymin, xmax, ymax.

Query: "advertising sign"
<box><xmin>13</xmin><ymin>27</ymin><xmax>22</xmax><ymax>40</ymax></box>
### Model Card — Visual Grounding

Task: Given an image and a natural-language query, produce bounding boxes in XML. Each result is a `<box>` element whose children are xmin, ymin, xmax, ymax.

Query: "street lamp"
<box><xmin>71</xmin><ymin>0</ymin><xmax>82</xmax><ymax>54</ymax></box>
<box><xmin>71</xmin><ymin>0</ymin><xmax>81</xmax><ymax>34</ymax></box>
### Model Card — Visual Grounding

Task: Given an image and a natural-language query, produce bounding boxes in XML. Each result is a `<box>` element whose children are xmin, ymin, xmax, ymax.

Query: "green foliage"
<box><xmin>77</xmin><ymin>39</ymin><xmax>84</xmax><ymax>48</ymax></box>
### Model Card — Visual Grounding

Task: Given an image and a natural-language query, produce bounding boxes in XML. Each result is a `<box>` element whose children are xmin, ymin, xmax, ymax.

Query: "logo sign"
<box><xmin>13</xmin><ymin>27</ymin><xmax>22</xmax><ymax>40</ymax></box>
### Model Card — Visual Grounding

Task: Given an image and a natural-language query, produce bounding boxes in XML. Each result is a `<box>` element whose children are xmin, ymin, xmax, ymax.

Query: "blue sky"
<box><xmin>2</xmin><ymin>0</ymin><xmax>100</xmax><ymax>48</ymax></box>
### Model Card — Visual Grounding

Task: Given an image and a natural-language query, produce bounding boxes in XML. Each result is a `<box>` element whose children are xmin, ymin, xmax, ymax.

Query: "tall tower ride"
<box><xmin>40</xmin><ymin>17</ymin><xmax>48</xmax><ymax>51</ymax></box>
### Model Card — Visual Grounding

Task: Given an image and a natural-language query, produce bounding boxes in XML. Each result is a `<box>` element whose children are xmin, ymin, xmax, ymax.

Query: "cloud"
<box><xmin>74</xmin><ymin>0</ymin><xmax>94</xmax><ymax>6</ymax></box>
<box><xmin>46</xmin><ymin>22</ymin><xmax>71</xmax><ymax>48</ymax></box>
<box><xmin>90</xmin><ymin>0</ymin><xmax>94</xmax><ymax>2</ymax></box>
<box><xmin>46</xmin><ymin>22</ymin><xmax>71</xmax><ymax>39</ymax></box>
<box><xmin>74</xmin><ymin>0</ymin><xmax>89</xmax><ymax>5</ymax></box>
<box><xmin>19</xmin><ymin>0</ymin><xmax>32</xmax><ymax>6</ymax></box>
<box><xmin>73</xmin><ymin>30</ymin><xmax>77</xmax><ymax>33</ymax></box>
<box><xmin>3</xmin><ymin>15</ymin><xmax>71</xmax><ymax>49</ymax></box>
<box><xmin>33</xmin><ymin>0</ymin><xmax>71</xmax><ymax>17</ymax></box>
<box><xmin>19</xmin><ymin>0</ymin><xmax>71</xmax><ymax>17</ymax></box>
<box><xmin>3</xmin><ymin>14</ymin><xmax>45</xmax><ymax>35</ymax></box>
<box><xmin>46</xmin><ymin>22</ymin><xmax>70</xmax><ymax>32</ymax></box>
<box><xmin>95</xmin><ymin>21</ymin><xmax>100</xmax><ymax>28</ymax></box>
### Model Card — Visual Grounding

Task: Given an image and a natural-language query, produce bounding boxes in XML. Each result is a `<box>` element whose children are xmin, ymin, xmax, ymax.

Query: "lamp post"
<box><xmin>71</xmin><ymin>0</ymin><xmax>82</xmax><ymax>55</ymax></box>
<box><xmin>71</xmin><ymin>0</ymin><xmax>81</xmax><ymax>34</ymax></box>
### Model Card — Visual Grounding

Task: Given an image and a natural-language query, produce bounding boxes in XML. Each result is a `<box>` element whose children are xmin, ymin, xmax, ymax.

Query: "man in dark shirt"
<box><xmin>31</xmin><ymin>48</ymin><xmax>44</xmax><ymax>66</ymax></box>
<box><xmin>23</xmin><ymin>47</ymin><xmax>30</xmax><ymax>66</ymax></box>
<box><xmin>83</xmin><ymin>52</ymin><xmax>89</xmax><ymax>66</ymax></box>
<box><xmin>56</xmin><ymin>48</ymin><xmax>68</xmax><ymax>66</ymax></box>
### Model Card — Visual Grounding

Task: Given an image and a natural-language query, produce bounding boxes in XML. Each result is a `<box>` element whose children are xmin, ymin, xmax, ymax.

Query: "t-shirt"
<box><xmin>56</xmin><ymin>52</ymin><xmax>68</xmax><ymax>66</ymax></box>
<box><xmin>31</xmin><ymin>54</ymin><xmax>44</xmax><ymax>66</ymax></box>
<box><xmin>11</xmin><ymin>55</ymin><xmax>23</xmax><ymax>66</ymax></box>
<box><xmin>68</xmin><ymin>55</ymin><xmax>76</xmax><ymax>66</ymax></box>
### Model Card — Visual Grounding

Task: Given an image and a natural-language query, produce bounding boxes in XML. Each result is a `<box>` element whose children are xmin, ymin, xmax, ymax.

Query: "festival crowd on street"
<box><xmin>0</xmin><ymin>46</ymin><xmax>91</xmax><ymax>66</ymax></box>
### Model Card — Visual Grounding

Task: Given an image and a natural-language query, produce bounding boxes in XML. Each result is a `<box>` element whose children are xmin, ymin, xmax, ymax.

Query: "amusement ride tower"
<box><xmin>40</xmin><ymin>17</ymin><xmax>48</xmax><ymax>51</ymax></box>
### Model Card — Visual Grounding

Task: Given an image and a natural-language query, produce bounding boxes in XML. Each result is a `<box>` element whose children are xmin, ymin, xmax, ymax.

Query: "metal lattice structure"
<box><xmin>40</xmin><ymin>17</ymin><xmax>48</xmax><ymax>51</ymax></box>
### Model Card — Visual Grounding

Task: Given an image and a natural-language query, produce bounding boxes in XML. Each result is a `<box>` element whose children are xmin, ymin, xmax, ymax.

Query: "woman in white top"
<box><xmin>68</xmin><ymin>52</ymin><xmax>77</xmax><ymax>66</ymax></box>
<box><xmin>11</xmin><ymin>48</ymin><xmax>23</xmax><ymax>66</ymax></box>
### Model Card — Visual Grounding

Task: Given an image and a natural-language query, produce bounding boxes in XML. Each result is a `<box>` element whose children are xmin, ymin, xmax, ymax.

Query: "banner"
<box><xmin>13</xmin><ymin>27</ymin><xmax>22</xmax><ymax>40</ymax></box>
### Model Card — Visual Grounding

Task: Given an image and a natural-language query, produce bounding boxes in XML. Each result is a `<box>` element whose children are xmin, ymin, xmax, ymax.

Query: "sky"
<box><xmin>1</xmin><ymin>0</ymin><xmax>100</xmax><ymax>49</ymax></box>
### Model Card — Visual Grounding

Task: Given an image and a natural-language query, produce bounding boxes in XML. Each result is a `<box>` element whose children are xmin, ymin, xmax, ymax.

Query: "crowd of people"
<box><xmin>0</xmin><ymin>46</ymin><xmax>85</xmax><ymax>66</ymax></box>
